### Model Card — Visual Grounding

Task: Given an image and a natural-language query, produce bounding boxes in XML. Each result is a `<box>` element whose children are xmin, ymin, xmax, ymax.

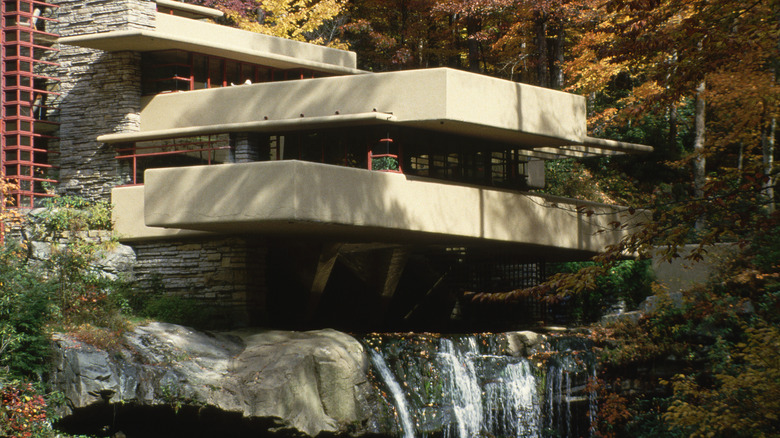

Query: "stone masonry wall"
<box><xmin>50</xmin><ymin>0</ymin><xmax>156</xmax><ymax>202</ymax></box>
<box><xmin>131</xmin><ymin>238</ymin><xmax>268</xmax><ymax>327</ymax></box>
<box><xmin>43</xmin><ymin>1</ymin><xmax>269</xmax><ymax>326</ymax></box>
<box><xmin>232</xmin><ymin>133</ymin><xmax>264</xmax><ymax>162</ymax></box>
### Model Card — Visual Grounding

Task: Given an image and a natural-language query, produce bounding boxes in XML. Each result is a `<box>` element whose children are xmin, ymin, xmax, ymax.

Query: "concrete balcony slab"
<box><xmin>114</xmin><ymin>161</ymin><xmax>647</xmax><ymax>259</ymax></box>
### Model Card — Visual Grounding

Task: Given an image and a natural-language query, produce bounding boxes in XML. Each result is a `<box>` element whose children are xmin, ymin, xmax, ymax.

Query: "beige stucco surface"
<box><xmin>138</xmin><ymin>68</ymin><xmax>589</xmax><ymax>148</ymax></box>
<box><xmin>58</xmin><ymin>13</ymin><xmax>360</xmax><ymax>74</ymax></box>
<box><xmin>154</xmin><ymin>14</ymin><xmax>356</xmax><ymax>69</ymax></box>
<box><xmin>134</xmin><ymin>161</ymin><xmax>644</xmax><ymax>256</ymax></box>
<box><xmin>652</xmin><ymin>244</ymin><xmax>738</xmax><ymax>293</ymax></box>
<box><xmin>112</xmin><ymin>185</ymin><xmax>206</xmax><ymax>241</ymax></box>
<box><xmin>155</xmin><ymin>0</ymin><xmax>224</xmax><ymax>19</ymax></box>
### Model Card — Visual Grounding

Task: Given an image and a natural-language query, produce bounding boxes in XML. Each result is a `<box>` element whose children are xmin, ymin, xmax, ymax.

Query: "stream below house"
<box><xmin>51</xmin><ymin>326</ymin><xmax>599</xmax><ymax>438</ymax></box>
<box><xmin>361</xmin><ymin>332</ymin><xmax>596</xmax><ymax>438</ymax></box>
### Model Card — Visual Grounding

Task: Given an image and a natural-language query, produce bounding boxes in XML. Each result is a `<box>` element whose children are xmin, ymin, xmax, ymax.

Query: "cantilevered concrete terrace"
<box><xmin>99</xmin><ymin>68</ymin><xmax>652</xmax><ymax>158</ymax></box>
<box><xmin>112</xmin><ymin>161</ymin><xmax>647</xmax><ymax>260</ymax></box>
<box><xmin>58</xmin><ymin>9</ymin><xmax>362</xmax><ymax>75</ymax></box>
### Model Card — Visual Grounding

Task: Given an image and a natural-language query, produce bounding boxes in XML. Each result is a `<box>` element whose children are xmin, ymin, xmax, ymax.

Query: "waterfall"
<box><xmin>589</xmin><ymin>366</ymin><xmax>598</xmax><ymax>437</ymax></box>
<box><xmin>365</xmin><ymin>333</ymin><xmax>594</xmax><ymax>438</ymax></box>
<box><xmin>439</xmin><ymin>338</ymin><xmax>483</xmax><ymax>438</ymax></box>
<box><xmin>368</xmin><ymin>349</ymin><xmax>416</xmax><ymax>438</ymax></box>
<box><xmin>545</xmin><ymin>364</ymin><xmax>573</xmax><ymax>436</ymax></box>
<box><xmin>484</xmin><ymin>360</ymin><xmax>541</xmax><ymax>438</ymax></box>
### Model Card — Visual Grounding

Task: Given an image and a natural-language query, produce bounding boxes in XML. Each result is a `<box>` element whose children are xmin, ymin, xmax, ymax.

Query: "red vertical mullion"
<box><xmin>130</xmin><ymin>141</ymin><xmax>138</xmax><ymax>185</ymax></box>
<box><xmin>205</xmin><ymin>56</ymin><xmax>211</xmax><ymax>88</ymax></box>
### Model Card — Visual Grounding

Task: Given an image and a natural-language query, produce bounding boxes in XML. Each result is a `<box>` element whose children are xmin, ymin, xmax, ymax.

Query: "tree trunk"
<box><xmin>399</xmin><ymin>0</ymin><xmax>407</xmax><ymax>46</ymax></box>
<box><xmin>535</xmin><ymin>13</ymin><xmax>549</xmax><ymax>88</ymax></box>
<box><xmin>550</xmin><ymin>25</ymin><xmax>565</xmax><ymax>89</ymax></box>
<box><xmin>762</xmin><ymin>117</ymin><xmax>776</xmax><ymax>213</ymax></box>
<box><xmin>693</xmin><ymin>80</ymin><xmax>706</xmax><ymax>230</ymax></box>
<box><xmin>738</xmin><ymin>142</ymin><xmax>744</xmax><ymax>171</ymax></box>
<box><xmin>669</xmin><ymin>104</ymin><xmax>677</xmax><ymax>152</ymax></box>
<box><xmin>467</xmin><ymin>15</ymin><xmax>481</xmax><ymax>72</ymax></box>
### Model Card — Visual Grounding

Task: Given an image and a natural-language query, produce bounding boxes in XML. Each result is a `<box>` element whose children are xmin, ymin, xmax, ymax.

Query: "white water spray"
<box><xmin>439</xmin><ymin>338</ymin><xmax>483</xmax><ymax>438</ymax></box>
<box><xmin>368</xmin><ymin>349</ymin><xmax>415</xmax><ymax>438</ymax></box>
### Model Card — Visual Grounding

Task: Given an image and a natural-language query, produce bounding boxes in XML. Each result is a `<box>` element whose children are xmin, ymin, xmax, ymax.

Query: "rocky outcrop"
<box><xmin>50</xmin><ymin>323</ymin><xmax>375</xmax><ymax>436</ymax></box>
<box><xmin>505</xmin><ymin>330</ymin><xmax>547</xmax><ymax>357</ymax></box>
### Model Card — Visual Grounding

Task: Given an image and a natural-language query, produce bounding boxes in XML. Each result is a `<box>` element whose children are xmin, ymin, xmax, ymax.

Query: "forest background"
<box><xmin>191</xmin><ymin>2</ymin><xmax>780</xmax><ymax>435</ymax></box>
<box><xmin>1</xmin><ymin>0</ymin><xmax>779</xmax><ymax>436</ymax></box>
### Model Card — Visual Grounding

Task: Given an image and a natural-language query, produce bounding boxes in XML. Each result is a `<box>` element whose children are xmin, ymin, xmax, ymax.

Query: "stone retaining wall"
<box><xmin>131</xmin><ymin>237</ymin><xmax>268</xmax><ymax>327</ymax></box>
<box><xmin>50</xmin><ymin>0</ymin><xmax>156</xmax><ymax>201</ymax></box>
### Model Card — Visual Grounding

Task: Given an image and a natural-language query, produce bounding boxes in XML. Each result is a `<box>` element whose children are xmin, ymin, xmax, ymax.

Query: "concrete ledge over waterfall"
<box><xmin>134</xmin><ymin>160</ymin><xmax>646</xmax><ymax>258</ymax></box>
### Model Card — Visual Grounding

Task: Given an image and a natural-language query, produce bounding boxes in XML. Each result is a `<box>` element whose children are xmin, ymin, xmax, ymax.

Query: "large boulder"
<box><xmin>50</xmin><ymin>323</ymin><xmax>374</xmax><ymax>436</ymax></box>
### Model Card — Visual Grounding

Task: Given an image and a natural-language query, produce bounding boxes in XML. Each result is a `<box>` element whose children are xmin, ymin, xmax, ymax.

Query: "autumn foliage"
<box><xmin>0</xmin><ymin>381</ymin><xmax>50</xmax><ymax>438</ymax></box>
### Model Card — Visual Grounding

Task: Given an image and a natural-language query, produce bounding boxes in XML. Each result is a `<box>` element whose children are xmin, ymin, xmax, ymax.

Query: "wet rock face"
<box><xmin>50</xmin><ymin>323</ymin><xmax>374</xmax><ymax>437</ymax></box>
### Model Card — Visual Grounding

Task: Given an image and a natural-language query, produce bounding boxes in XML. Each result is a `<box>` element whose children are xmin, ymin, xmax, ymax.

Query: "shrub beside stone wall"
<box><xmin>131</xmin><ymin>237</ymin><xmax>268</xmax><ymax>327</ymax></box>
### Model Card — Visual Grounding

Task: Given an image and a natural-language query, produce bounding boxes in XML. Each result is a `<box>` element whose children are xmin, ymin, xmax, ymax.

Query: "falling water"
<box><xmin>365</xmin><ymin>333</ymin><xmax>594</xmax><ymax>438</ymax></box>
<box><xmin>368</xmin><ymin>349</ymin><xmax>416</xmax><ymax>438</ymax></box>
<box><xmin>484</xmin><ymin>360</ymin><xmax>541</xmax><ymax>438</ymax></box>
<box><xmin>588</xmin><ymin>366</ymin><xmax>598</xmax><ymax>437</ymax></box>
<box><xmin>439</xmin><ymin>338</ymin><xmax>483</xmax><ymax>438</ymax></box>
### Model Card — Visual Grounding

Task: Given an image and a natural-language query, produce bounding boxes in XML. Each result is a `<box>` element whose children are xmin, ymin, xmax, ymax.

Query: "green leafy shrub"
<box><xmin>45</xmin><ymin>241</ymin><xmax>130</xmax><ymax>332</ymax></box>
<box><xmin>122</xmin><ymin>275</ymin><xmax>226</xmax><ymax>329</ymax></box>
<box><xmin>550</xmin><ymin>259</ymin><xmax>654</xmax><ymax>323</ymax></box>
<box><xmin>36</xmin><ymin>195</ymin><xmax>112</xmax><ymax>237</ymax></box>
<box><xmin>371</xmin><ymin>156</ymin><xmax>399</xmax><ymax>171</ymax></box>
<box><xmin>591</xmin><ymin>218</ymin><xmax>780</xmax><ymax>437</ymax></box>
<box><xmin>132</xmin><ymin>292</ymin><xmax>224</xmax><ymax>329</ymax></box>
<box><xmin>0</xmin><ymin>243</ymin><xmax>54</xmax><ymax>378</ymax></box>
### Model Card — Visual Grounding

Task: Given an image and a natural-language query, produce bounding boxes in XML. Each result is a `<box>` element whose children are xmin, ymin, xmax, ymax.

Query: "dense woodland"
<box><xmin>1</xmin><ymin>0</ymin><xmax>779</xmax><ymax>436</ymax></box>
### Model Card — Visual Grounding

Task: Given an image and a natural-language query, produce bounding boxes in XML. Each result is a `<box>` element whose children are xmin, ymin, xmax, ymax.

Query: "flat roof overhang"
<box><xmin>99</xmin><ymin>68</ymin><xmax>652</xmax><ymax>158</ymax></box>
<box><xmin>58</xmin><ymin>13</ymin><xmax>362</xmax><ymax>75</ymax></box>
<box><xmin>156</xmin><ymin>0</ymin><xmax>224</xmax><ymax>19</ymax></box>
<box><xmin>115</xmin><ymin>161</ymin><xmax>647</xmax><ymax>259</ymax></box>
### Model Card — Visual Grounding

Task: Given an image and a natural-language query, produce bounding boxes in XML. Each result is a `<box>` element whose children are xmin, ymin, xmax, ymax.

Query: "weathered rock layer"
<box><xmin>50</xmin><ymin>323</ymin><xmax>375</xmax><ymax>436</ymax></box>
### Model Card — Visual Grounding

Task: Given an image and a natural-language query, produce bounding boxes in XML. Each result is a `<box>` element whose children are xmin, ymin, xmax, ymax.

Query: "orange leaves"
<box><xmin>0</xmin><ymin>381</ymin><xmax>49</xmax><ymax>438</ymax></box>
<box><xmin>594</xmin><ymin>383</ymin><xmax>633</xmax><ymax>438</ymax></box>
<box><xmin>1</xmin><ymin>174</ymin><xmax>22</xmax><ymax>241</ymax></box>
<box><xmin>567</xmin><ymin>0</ymin><xmax>779</xmax><ymax>143</ymax></box>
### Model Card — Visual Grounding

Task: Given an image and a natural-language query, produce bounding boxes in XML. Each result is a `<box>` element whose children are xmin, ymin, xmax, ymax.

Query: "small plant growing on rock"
<box><xmin>34</xmin><ymin>195</ymin><xmax>112</xmax><ymax>238</ymax></box>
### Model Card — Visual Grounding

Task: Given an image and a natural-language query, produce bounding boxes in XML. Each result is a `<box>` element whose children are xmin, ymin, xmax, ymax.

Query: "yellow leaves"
<box><xmin>1</xmin><ymin>174</ymin><xmax>23</xmax><ymax>240</ymax></box>
<box><xmin>223</xmin><ymin>0</ymin><xmax>347</xmax><ymax>48</ymax></box>
<box><xmin>663</xmin><ymin>324</ymin><xmax>780</xmax><ymax>438</ymax></box>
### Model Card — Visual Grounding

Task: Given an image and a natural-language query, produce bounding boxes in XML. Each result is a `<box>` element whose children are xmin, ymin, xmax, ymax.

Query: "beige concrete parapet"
<box><xmin>112</xmin><ymin>185</ymin><xmax>208</xmax><ymax>241</ymax></box>
<box><xmin>136</xmin><ymin>161</ymin><xmax>647</xmax><ymax>258</ymax></box>
<box><xmin>155</xmin><ymin>0</ymin><xmax>224</xmax><ymax>19</ymax></box>
<box><xmin>58</xmin><ymin>13</ymin><xmax>360</xmax><ymax>74</ymax></box>
<box><xmin>136</xmin><ymin>68</ymin><xmax>600</xmax><ymax>150</ymax></box>
<box><xmin>128</xmin><ymin>68</ymin><xmax>651</xmax><ymax>155</ymax></box>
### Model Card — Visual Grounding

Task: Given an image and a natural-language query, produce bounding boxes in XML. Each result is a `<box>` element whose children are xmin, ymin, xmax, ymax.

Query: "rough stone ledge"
<box><xmin>49</xmin><ymin>323</ymin><xmax>374</xmax><ymax>437</ymax></box>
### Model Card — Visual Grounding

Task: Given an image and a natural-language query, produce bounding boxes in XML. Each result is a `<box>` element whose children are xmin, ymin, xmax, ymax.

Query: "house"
<box><xmin>1</xmin><ymin>0</ymin><xmax>652</xmax><ymax>329</ymax></box>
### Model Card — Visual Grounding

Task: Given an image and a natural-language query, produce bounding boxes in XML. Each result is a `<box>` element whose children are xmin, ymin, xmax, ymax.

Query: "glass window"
<box><xmin>193</xmin><ymin>54</ymin><xmax>208</xmax><ymax>90</ymax></box>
